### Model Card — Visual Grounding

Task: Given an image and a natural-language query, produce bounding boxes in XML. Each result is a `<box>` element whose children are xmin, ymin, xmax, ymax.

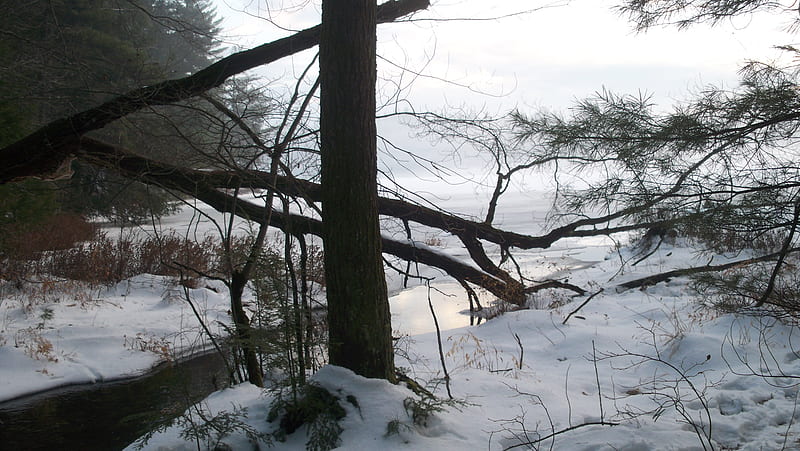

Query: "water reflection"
<box><xmin>0</xmin><ymin>351</ymin><xmax>229</xmax><ymax>451</ymax></box>
<box><xmin>390</xmin><ymin>283</ymin><xmax>478</xmax><ymax>336</ymax></box>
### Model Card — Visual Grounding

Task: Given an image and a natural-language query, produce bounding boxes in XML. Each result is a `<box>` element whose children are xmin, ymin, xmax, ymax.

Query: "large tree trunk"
<box><xmin>319</xmin><ymin>0</ymin><xmax>395</xmax><ymax>381</ymax></box>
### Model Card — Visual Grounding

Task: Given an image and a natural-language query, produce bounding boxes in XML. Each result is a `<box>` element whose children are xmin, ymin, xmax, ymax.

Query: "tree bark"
<box><xmin>319</xmin><ymin>0</ymin><xmax>395</xmax><ymax>381</ymax></box>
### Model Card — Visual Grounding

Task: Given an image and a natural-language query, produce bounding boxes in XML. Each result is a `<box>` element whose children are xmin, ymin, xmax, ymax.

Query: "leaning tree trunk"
<box><xmin>319</xmin><ymin>0</ymin><xmax>395</xmax><ymax>381</ymax></box>
<box><xmin>229</xmin><ymin>272</ymin><xmax>264</xmax><ymax>387</ymax></box>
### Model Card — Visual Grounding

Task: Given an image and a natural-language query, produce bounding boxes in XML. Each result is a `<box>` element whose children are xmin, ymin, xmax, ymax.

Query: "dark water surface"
<box><xmin>0</xmin><ymin>351</ymin><xmax>229</xmax><ymax>451</ymax></box>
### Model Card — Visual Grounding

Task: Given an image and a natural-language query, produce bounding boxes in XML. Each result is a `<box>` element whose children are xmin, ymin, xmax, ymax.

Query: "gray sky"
<box><xmin>215</xmin><ymin>0</ymin><xmax>795</xmax><ymax>109</ymax></box>
<box><xmin>212</xmin><ymin>0</ymin><xmax>797</xmax><ymax>196</ymax></box>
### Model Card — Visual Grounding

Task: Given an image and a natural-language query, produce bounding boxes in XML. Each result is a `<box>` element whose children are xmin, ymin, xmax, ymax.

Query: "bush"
<box><xmin>1</xmin><ymin>213</ymin><xmax>96</xmax><ymax>258</ymax></box>
<box><xmin>0</xmin><ymin>230</ymin><xmax>227</xmax><ymax>286</ymax></box>
<box><xmin>268</xmin><ymin>383</ymin><xmax>347</xmax><ymax>451</ymax></box>
<box><xmin>693</xmin><ymin>257</ymin><xmax>800</xmax><ymax>320</ymax></box>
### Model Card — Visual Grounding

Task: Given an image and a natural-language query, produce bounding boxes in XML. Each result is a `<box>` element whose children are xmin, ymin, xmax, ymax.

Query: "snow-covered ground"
<box><xmin>0</xmin><ymin>275</ymin><xmax>231</xmax><ymax>401</ymax></box>
<box><xmin>2</xmin><ymin>192</ymin><xmax>800</xmax><ymax>450</ymax></box>
<box><xmin>131</xmin><ymin>237</ymin><xmax>800</xmax><ymax>450</ymax></box>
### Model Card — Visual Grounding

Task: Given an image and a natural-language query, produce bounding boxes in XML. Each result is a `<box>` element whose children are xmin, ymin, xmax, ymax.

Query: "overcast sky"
<box><xmin>212</xmin><ymin>0</ymin><xmax>798</xmax><ymax>197</ymax></box>
<box><xmin>215</xmin><ymin>0</ymin><xmax>795</xmax><ymax>109</ymax></box>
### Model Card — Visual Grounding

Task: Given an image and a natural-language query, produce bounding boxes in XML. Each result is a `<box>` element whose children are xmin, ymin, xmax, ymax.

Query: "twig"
<box><xmin>402</xmin><ymin>219</ymin><xmax>413</xmax><ymax>289</ymax></box>
<box><xmin>592</xmin><ymin>340</ymin><xmax>605</xmax><ymax>422</ymax></box>
<box><xmin>382</xmin><ymin>257</ymin><xmax>433</xmax><ymax>282</ymax></box>
<box><xmin>600</xmin><ymin>346</ymin><xmax>715</xmax><ymax>450</ymax></box>
<box><xmin>180</xmin><ymin>281</ymin><xmax>234</xmax><ymax>385</ymax></box>
<box><xmin>565</xmin><ymin>365</ymin><xmax>573</xmax><ymax>426</ymax></box>
<box><xmin>632</xmin><ymin>236</ymin><xmax>664</xmax><ymax>266</ymax></box>
<box><xmin>427</xmin><ymin>280</ymin><xmax>452</xmax><ymax>399</ymax></box>
<box><xmin>458</xmin><ymin>278</ymin><xmax>483</xmax><ymax>312</ymax></box>
<box><xmin>563</xmin><ymin>289</ymin><xmax>604</xmax><ymax>325</ymax></box>
<box><xmin>513</xmin><ymin>332</ymin><xmax>524</xmax><ymax>370</ymax></box>
<box><xmin>502</xmin><ymin>421</ymin><xmax>619</xmax><ymax>450</ymax></box>
<box><xmin>782</xmin><ymin>386</ymin><xmax>800</xmax><ymax>450</ymax></box>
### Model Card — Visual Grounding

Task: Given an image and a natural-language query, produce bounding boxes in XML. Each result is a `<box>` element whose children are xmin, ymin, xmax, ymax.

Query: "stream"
<box><xmin>0</xmin><ymin>289</ymin><xmax>475</xmax><ymax>451</ymax></box>
<box><xmin>0</xmin><ymin>248</ymin><xmax>605</xmax><ymax>450</ymax></box>
<box><xmin>0</xmin><ymin>350</ymin><xmax>229</xmax><ymax>451</ymax></box>
<box><xmin>0</xmin><ymin>284</ymin><xmax>480</xmax><ymax>451</ymax></box>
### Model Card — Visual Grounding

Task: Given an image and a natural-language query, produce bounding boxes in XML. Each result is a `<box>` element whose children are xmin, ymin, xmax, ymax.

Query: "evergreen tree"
<box><xmin>0</xmin><ymin>0</ymin><xmax>222</xmax><ymax>223</ymax></box>
<box><xmin>0</xmin><ymin>43</ymin><xmax>58</xmax><ymax>247</ymax></box>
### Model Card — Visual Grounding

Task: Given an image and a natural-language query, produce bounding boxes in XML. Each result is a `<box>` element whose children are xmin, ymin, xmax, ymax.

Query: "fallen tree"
<box><xmin>76</xmin><ymin>135</ymin><xmax>581</xmax><ymax>305</ymax></box>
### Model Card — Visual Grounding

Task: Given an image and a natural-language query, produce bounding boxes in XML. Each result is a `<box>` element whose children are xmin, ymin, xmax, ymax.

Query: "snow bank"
<box><xmin>0</xmin><ymin>275</ymin><xmax>231</xmax><ymax>401</ymax></box>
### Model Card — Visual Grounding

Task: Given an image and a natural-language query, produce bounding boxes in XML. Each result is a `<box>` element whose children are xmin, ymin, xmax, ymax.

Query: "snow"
<box><xmin>3</xmin><ymin>192</ymin><xmax>800</xmax><ymax>449</ymax></box>
<box><xmin>0</xmin><ymin>275</ymin><xmax>231</xmax><ymax>401</ymax></box>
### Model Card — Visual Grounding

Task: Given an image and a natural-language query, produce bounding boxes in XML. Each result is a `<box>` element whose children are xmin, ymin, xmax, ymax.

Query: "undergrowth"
<box><xmin>268</xmin><ymin>383</ymin><xmax>350</xmax><ymax>451</ymax></box>
<box><xmin>133</xmin><ymin>403</ymin><xmax>271</xmax><ymax>450</ymax></box>
<box><xmin>0</xmin><ymin>213</ymin><xmax>96</xmax><ymax>258</ymax></box>
<box><xmin>386</xmin><ymin>385</ymin><xmax>468</xmax><ymax>442</ymax></box>
<box><xmin>1</xmin><ymin>230</ymin><xmax>228</xmax><ymax>287</ymax></box>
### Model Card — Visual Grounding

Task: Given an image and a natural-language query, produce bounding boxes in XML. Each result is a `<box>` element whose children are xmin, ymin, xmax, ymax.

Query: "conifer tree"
<box><xmin>0</xmin><ymin>0</ymin><xmax>222</xmax><ymax>223</ymax></box>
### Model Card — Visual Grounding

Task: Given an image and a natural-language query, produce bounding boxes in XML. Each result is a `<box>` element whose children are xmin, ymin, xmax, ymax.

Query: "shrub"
<box><xmin>1</xmin><ymin>213</ymin><xmax>96</xmax><ymax>258</ymax></box>
<box><xmin>0</xmin><ymin>230</ymin><xmax>227</xmax><ymax>286</ymax></box>
<box><xmin>133</xmin><ymin>403</ymin><xmax>271</xmax><ymax>450</ymax></box>
<box><xmin>268</xmin><ymin>383</ymin><xmax>347</xmax><ymax>450</ymax></box>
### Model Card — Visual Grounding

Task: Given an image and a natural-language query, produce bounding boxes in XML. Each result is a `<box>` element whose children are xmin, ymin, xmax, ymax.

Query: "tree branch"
<box><xmin>76</xmin><ymin>136</ymin><xmax>526</xmax><ymax>303</ymax></box>
<box><xmin>0</xmin><ymin>0</ymin><xmax>430</xmax><ymax>183</ymax></box>
<box><xmin>617</xmin><ymin>248</ymin><xmax>800</xmax><ymax>291</ymax></box>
